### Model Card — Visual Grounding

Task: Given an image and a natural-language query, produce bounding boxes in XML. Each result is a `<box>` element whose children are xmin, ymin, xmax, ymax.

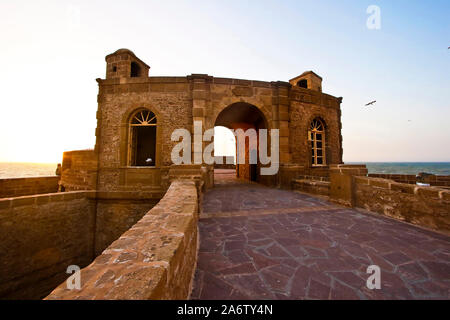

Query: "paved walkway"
<box><xmin>191</xmin><ymin>171</ymin><xmax>450</xmax><ymax>300</ymax></box>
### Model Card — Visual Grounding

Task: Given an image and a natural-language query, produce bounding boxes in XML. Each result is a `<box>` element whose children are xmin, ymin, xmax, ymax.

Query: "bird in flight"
<box><xmin>364</xmin><ymin>100</ymin><xmax>376</xmax><ymax>106</ymax></box>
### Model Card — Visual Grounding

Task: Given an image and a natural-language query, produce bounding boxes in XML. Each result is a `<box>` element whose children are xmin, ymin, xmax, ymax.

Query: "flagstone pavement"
<box><xmin>191</xmin><ymin>170</ymin><xmax>450</xmax><ymax>300</ymax></box>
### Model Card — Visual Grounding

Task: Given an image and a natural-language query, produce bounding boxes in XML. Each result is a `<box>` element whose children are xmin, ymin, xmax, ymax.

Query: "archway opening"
<box><xmin>214</xmin><ymin>126</ymin><xmax>236</xmax><ymax>164</ymax></box>
<box><xmin>214</xmin><ymin>102</ymin><xmax>268</xmax><ymax>183</ymax></box>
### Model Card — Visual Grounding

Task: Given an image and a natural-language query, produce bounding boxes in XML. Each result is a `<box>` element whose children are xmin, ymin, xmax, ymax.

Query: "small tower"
<box><xmin>105</xmin><ymin>48</ymin><xmax>150</xmax><ymax>79</ymax></box>
<box><xmin>289</xmin><ymin>71</ymin><xmax>322</xmax><ymax>92</ymax></box>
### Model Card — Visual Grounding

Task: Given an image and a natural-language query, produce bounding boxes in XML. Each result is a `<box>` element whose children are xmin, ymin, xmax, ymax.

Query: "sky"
<box><xmin>0</xmin><ymin>0</ymin><xmax>449</xmax><ymax>163</ymax></box>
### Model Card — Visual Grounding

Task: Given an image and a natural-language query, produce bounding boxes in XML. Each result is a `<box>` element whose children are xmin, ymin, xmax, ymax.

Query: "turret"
<box><xmin>289</xmin><ymin>71</ymin><xmax>322</xmax><ymax>92</ymax></box>
<box><xmin>105</xmin><ymin>48</ymin><xmax>150</xmax><ymax>79</ymax></box>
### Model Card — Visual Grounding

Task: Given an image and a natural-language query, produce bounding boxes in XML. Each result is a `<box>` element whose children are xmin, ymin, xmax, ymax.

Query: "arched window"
<box><xmin>128</xmin><ymin>109</ymin><xmax>157</xmax><ymax>166</ymax></box>
<box><xmin>309</xmin><ymin>118</ymin><xmax>326</xmax><ymax>166</ymax></box>
<box><xmin>130</xmin><ymin>62</ymin><xmax>141</xmax><ymax>77</ymax></box>
<box><xmin>297</xmin><ymin>79</ymin><xmax>308</xmax><ymax>88</ymax></box>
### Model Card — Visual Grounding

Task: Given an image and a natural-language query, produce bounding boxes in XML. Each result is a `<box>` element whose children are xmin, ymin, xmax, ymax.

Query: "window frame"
<box><xmin>127</xmin><ymin>109</ymin><xmax>157</xmax><ymax>167</ymax></box>
<box><xmin>308</xmin><ymin>118</ymin><xmax>326</xmax><ymax>167</ymax></box>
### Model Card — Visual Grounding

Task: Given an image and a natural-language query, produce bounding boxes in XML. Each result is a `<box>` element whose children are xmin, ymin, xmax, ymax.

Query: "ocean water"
<box><xmin>0</xmin><ymin>163</ymin><xmax>58</xmax><ymax>179</ymax></box>
<box><xmin>0</xmin><ymin>162</ymin><xmax>449</xmax><ymax>179</ymax></box>
<box><xmin>348</xmin><ymin>162</ymin><xmax>450</xmax><ymax>175</ymax></box>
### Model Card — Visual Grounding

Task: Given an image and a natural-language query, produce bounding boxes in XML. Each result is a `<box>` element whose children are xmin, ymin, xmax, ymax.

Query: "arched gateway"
<box><xmin>214</xmin><ymin>102</ymin><xmax>268</xmax><ymax>183</ymax></box>
<box><xmin>62</xmin><ymin>48</ymin><xmax>344</xmax><ymax>193</ymax></box>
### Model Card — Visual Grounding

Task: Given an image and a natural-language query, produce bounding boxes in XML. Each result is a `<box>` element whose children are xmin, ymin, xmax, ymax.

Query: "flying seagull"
<box><xmin>364</xmin><ymin>100</ymin><xmax>376</xmax><ymax>106</ymax></box>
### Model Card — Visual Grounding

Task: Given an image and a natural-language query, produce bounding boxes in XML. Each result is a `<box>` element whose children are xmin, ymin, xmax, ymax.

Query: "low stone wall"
<box><xmin>368</xmin><ymin>173</ymin><xmax>450</xmax><ymax>187</ymax></box>
<box><xmin>368</xmin><ymin>173</ymin><xmax>417</xmax><ymax>184</ymax></box>
<box><xmin>214</xmin><ymin>163</ymin><xmax>236</xmax><ymax>170</ymax></box>
<box><xmin>0</xmin><ymin>191</ymin><xmax>96</xmax><ymax>299</ymax></box>
<box><xmin>425</xmin><ymin>175</ymin><xmax>450</xmax><ymax>187</ymax></box>
<box><xmin>292</xmin><ymin>177</ymin><xmax>330</xmax><ymax>196</ymax></box>
<box><xmin>0</xmin><ymin>190</ymin><xmax>162</xmax><ymax>299</ymax></box>
<box><xmin>0</xmin><ymin>176</ymin><xmax>59</xmax><ymax>198</ymax></box>
<box><xmin>46</xmin><ymin>180</ymin><xmax>199</xmax><ymax>300</ymax></box>
<box><xmin>354</xmin><ymin>176</ymin><xmax>450</xmax><ymax>233</ymax></box>
<box><xmin>213</xmin><ymin>156</ymin><xmax>235</xmax><ymax>170</ymax></box>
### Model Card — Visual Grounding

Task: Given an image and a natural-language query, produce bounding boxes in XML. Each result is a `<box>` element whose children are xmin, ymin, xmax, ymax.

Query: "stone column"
<box><xmin>271</xmin><ymin>81</ymin><xmax>302</xmax><ymax>188</ymax></box>
<box><xmin>188</xmin><ymin>74</ymin><xmax>213</xmax><ymax>189</ymax></box>
<box><xmin>271</xmin><ymin>81</ymin><xmax>292</xmax><ymax>164</ymax></box>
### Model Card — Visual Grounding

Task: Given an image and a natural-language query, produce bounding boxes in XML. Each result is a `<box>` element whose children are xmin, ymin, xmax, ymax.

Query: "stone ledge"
<box><xmin>0</xmin><ymin>191</ymin><xmax>90</xmax><ymax>208</ymax></box>
<box><xmin>45</xmin><ymin>180</ymin><xmax>199</xmax><ymax>300</ymax></box>
<box><xmin>391</xmin><ymin>183</ymin><xmax>416</xmax><ymax>194</ymax></box>
<box><xmin>292</xmin><ymin>178</ymin><xmax>330</xmax><ymax>197</ymax></box>
<box><xmin>0</xmin><ymin>176</ymin><xmax>59</xmax><ymax>198</ymax></box>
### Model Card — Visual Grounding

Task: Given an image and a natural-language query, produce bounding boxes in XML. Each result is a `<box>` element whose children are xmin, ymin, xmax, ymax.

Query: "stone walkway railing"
<box><xmin>46</xmin><ymin>180</ymin><xmax>199</xmax><ymax>300</ymax></box>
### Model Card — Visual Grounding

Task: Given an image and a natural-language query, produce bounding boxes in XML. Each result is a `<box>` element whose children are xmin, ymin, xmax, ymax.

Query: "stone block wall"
<box><xmin>289</xmin><ymin>94</ymin><xmax>343</xmax><ymax>167</ymax></box>
<box><xmin>94</xmin><ymin>193</ymin><xmax>162</xmax><ymax>255</ymax></box>
<box><xmin>426</xmin><ymin>175</ymin><xmax>450</xmax><ymax>187</ymax></box>
<box><xmin>0</xmin><ymin>192</ymin><xmax>96</xmax><ymax>299</ymax></box>
<box><xmin>368</xmin><ymin>173</ymin><xmax>417</xmax><ymax>184</ymax></box>
<box><xmin>46</xmin><ymin>180</ymin><xmax>199</xmax><ymax>300</ymax></box>
<box><xmin>292</xmin><ymin>178</ymin><xmax>330</xmax><ymax>196</ymax></box>
<box><xmin>0</xmin><ymin>176</ymin><xmax>59</xmax><ymax>198</ymax></box>
<box><xmin>60</xmin><ymin>149</ymin><xmax>98</xmax><ymax>191</ymax></box>
<box><xmin>354</xmin><ymin>176</ymin><xmax>450</xmax><ymax>233</ymax></box>
<box><xmin>213</xmin><ymin>156</ymin><xmax>235</xmax><ymax>169</ymax></box>
<box><xmin>369</xmin><ymin>173</ymin><xmax>450</xmax><ymax>187</ymax></box>
<box><xmin>0</xmin><ymin>190</ymin><xmax>162</xmax><ymax>299</ymax></box>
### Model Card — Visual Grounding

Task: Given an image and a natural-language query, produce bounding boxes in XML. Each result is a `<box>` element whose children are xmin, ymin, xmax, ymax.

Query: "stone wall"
<box><xmin>46</xmin><ymin>180</ymin><xmax>199</xmax><ymax>300</ymax></box>
<box><xmin>289</xmin><ymin>94</ymin><xmax>343</xmax><ymax>167</ymax></box>
<box><xmin>354</xmin><ymin>176</ymin><xmax>450</xmax><ymax>233</ymax></box>
<box><xmin>292</xmin><ymin>176</ymin><xmax>330</xmax><ymax>196</ymax></box>
<box><xmin>0</xmin><ymin>176</ymin><xmax>59</xmax><ymax>198</ymax></box>
<box><xmin>94</xmin><ymin>192</ymin><xmax>162</xmax><ymax>255</ymax></box>
<box><xmin>96</xmin><ymin>77</ymin><xmax>192</xmax><ymax>192</ymax></box>
<box><xmin>214</xmin><ymin>156</ymin><xmax>235</xmax><ymax>170</ymax></box>
<box><xmin>369</xmin><ymin>173</ymin><xmax>450</xmax><ymax>187</ymax></box>
<box><xmin>0</xmin><ymin>192</ymin><xmax>96</xmax><ymax>299</ymax></box>
<box><xmin>60</xmin><ymin>149</ymin><xmax>98</xmax><ymax>191</ymax></box>
<box><xmin>0</xmin><ymin>190</ymin><xmax>162</xmax><ymax>299</ymax></box>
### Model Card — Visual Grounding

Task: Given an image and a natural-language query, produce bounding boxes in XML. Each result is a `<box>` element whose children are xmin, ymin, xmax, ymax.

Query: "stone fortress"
<box><xmin>0</xmin><ymin>49</ymin><xmax>448</xmax><ymax>300</ymax></box>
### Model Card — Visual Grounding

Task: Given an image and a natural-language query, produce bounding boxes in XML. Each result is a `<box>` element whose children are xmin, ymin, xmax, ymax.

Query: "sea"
<box><xmin>347</xmin><ymin>162</ymin><xmax>450</xmax><ymax>176</ymax></box>
<box><xmin>0</xmin><ymin>162</ymin><xmax>58</xmax><ymax>179</ymax></box>
<box><xmin>0</xmin><ymin>162</ymin><xmax>449</xmax><ymax>179</ymax></box>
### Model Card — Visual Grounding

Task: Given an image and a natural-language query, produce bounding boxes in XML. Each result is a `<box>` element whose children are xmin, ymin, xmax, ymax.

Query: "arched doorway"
<box><xmin>214</xmin><ymin>102</ymin><xmax>268</xmax><ymax>183</ymax></box>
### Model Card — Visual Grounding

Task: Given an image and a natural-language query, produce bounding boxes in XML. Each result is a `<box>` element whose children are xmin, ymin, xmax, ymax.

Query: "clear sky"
<box><xmin>0</xmin><ymin>0</ymin><xmax>449</xmax><ymax>163</ymax></box>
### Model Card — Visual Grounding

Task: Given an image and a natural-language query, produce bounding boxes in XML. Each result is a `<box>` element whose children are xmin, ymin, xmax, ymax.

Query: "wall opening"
<box><xmin>214</xmin><ymin>103</ymin><xmax>267</xmax><ymax>183</ymax></box>
<box><xmin>297</xmin><ymin>79</ymin><xmax>308</xmax><ymax>88</ymax></box>
<box><xmin>128</xmin><ymin>110</ymin><xmax>157</xmax><ymax>166</ymax></box>
<box><xmin>214</xmin><ymin>126</ymin><xmax>236</xmax><ymax>163</ymax></box>
<box><xmin>130</xmin><ymin>62</ymin><xmax>141</xmax><ymax>77</ymax></box>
